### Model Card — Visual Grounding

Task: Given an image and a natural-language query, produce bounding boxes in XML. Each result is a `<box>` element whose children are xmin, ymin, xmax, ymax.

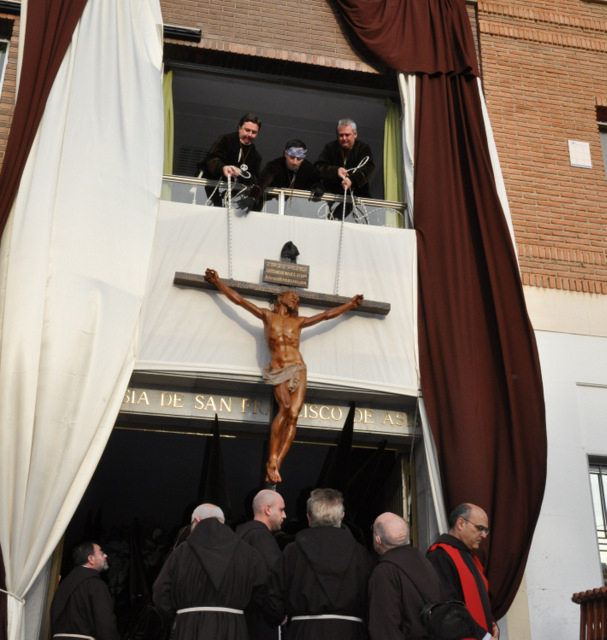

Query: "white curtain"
<box><xmin>137</xmin><ymin>202</ymin><xmax>420</xmax><ymax>397</ymax></box>
<box><xmin>0</xmin><ymin>1</ymin><xmax>164</xmax><ymax>638</ymax></box>
<box><xmin>397</xmin><ymin>71</ymin><xmax>448</xmax><ymax>534</ymax></box>
<box><xmin>398</xmin><ymin>72</ymin><xmax>416</xmax><ymax>224</ymax></box>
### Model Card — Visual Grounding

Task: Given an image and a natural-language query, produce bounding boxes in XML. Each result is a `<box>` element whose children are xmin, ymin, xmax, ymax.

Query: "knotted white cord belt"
<box><xmin>177</xmin><ymin>606</ymin><xmax>244</xmax><ymax>615</ymax></box>
<box><xmin>53</xmin><ymin>634</ymin><xmax>95</xmax><ymax>640</ymax></box>
<box><xmin>0</xmin><ymin>587</ymin><xmax>24</xmax><ymax>604</ymax></box>
<box><xmin>291</xmin><ymin>614</ymin><xmax>363</xmax><ymax>623</ymax></box>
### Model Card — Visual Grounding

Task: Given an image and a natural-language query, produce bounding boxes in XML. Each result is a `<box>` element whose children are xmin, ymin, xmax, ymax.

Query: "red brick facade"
<box><xmin>160</xmin><ymin>0</ymin><xmax>380</xmax><ymax>72</ymax></box>
<box><xmin>0</xmin><ymin>11</ymin><xmax>19</xmax><ymax>169</ymax></box>
<box><xmin>478</xmin><ymin>1</ymin><xmax>607</xmax><ymax>294</ymax></box>
<box><xmin>1</xmin><ymin>0</ymin><xmax>606</xmax><ymax>294</ymax></box>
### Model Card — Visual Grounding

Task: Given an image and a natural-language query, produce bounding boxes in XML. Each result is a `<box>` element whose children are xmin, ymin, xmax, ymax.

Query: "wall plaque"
<box><xmin>263</xmin><ymin>259</ymin><xmax>309</xmax><ymax>288</ymax></box>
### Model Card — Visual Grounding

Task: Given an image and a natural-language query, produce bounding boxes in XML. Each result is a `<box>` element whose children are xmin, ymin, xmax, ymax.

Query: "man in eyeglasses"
<box><xmin>50</xmin><ymin>541</ymin><xmax>120</xmax><ymax>640</ymax></box>
<box><xmin>427</xmin><ymin>503</ymin><xmax>499</xmax><ymax>640</ymax></box>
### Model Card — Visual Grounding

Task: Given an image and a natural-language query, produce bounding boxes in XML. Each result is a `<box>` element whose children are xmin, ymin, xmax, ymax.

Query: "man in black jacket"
<box><xmin>257</xmin><ymin>139</ymin><xmax>322</xmax><ymax>206</ymax></box>
<box><xmin>153</xmin><ymin>503</ymin><xmax>266</xmax><ymax>640</ymax></box>
<box><xmin>315</xmin><ymin>118</ymin><xmax>375</xmax><ymax>219</ymax></box>
<box><xmin>201</xmin><ymin>113</ymin><xmax>263</xmax><ymax>207</ymax></box>
<box><xmin>237</xmin><ymin>490</ymin><xmax>286</xmax><ymax>639</ymax></box>
<box><xmin>427</xmin><ymin>503</ymin><xmax>499</xmax><ymax>640</ymax></box>
<box><xmin>368</xmin><ymin>513</ymin><xmax>443</xmax><ymax>640</ymax></box>
<box><xmin>264</xmin><ymin>488</ymin><xmax>372</xmax><ymax>640</ymax></box>
<box><xmin>50</xmin><ymin>541</ymin><xmax>120</xmax><ymax>640</ymax></box>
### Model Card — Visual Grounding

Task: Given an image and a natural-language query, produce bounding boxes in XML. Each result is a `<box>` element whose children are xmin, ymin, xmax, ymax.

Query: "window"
<box><xmin>600</xmin><ymin>125</ymin><xmax>607</xmax><ymax>182</ymax></box>
<box><xmin>169</xmin><ymin>65</ymin><xmax>397</xmax><ymax>200</ymax></box>
<box><xmin>589</xmin><ymin>460</ymin><xmax>607</xmax><ymax>584</ymax></box>
<box><xmin>0</xmin><ymin>16</ymin><xmax>14</xmax><ymax>101</ymax></box>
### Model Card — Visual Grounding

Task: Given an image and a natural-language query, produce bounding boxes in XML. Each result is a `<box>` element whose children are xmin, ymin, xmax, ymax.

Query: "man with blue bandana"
<box><xmin>253</xmin><ymin>138</ymin><xmax>323</xmax><ymax>206</ymax></box>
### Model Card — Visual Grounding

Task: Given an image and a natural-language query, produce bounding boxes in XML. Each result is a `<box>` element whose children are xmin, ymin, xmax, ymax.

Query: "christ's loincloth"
<box><xmin>262</xmin><ymin>363</ymin><xmax>307</xmax><ymax>393</ymax></box>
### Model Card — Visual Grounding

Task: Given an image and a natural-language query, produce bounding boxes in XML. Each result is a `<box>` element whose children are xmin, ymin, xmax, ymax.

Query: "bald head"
<box><xmin>449</xmin><ymin>502</ymin><xmax>489</xmax><ymax>551</ymax></box>
<box><xmin>373</xmin><ymin>512</ymin><xmax>409</xmax><ymax>554</ymax></box>
<box><xmin>252</xmin><ymin>490</ymin><xmax>286</xmax><ymax>532</ymax></box>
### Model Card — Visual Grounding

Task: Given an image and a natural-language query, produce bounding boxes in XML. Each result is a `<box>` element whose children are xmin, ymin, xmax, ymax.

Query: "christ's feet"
<box><xmin>265</xmin><ymin>459</ymin><xmax>282</xmax><ymax>484</ymax></box>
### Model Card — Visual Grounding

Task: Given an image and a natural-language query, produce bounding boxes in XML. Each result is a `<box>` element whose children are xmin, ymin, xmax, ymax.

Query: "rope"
<box><xmin>335</xmin><ymin>206</ymin><xmax>345</xmax><ymax>294</ymax></box>
<box><xmin>227</xmin><ymin>174</ymin><xmax>234</xmax><ymax>279</ymax></box>
<box><xmin>238</xmin><ymin>165</ymin><xmax>252</xmax><ymax>180</ymax></box>
<box><xmin>0</xmin><ymin>588</ymin><xmax>25</xmax><ymax>604</ymax></box>
<box><xmin>203</xmin><ymin>176</ymin><xmax>223</xmax><ymax>206</ymax></box>
<box><xmin>345</xmin><ymin>155</ymin><xmax>369</xmax><ymax>176</ymax></box>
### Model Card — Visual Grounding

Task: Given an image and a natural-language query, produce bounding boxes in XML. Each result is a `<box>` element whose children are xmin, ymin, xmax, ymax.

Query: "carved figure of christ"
<box><xmin>204</xmin><ymin>268</ymin><xmax>363</xmax><ymax>484</ymax></box>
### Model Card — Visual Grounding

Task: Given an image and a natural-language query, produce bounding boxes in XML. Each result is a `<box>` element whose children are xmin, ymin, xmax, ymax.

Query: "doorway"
<box><xmin>59</xmin><ymin>424</ymin><xmax>407</xmax><ymax>634</ymax></box>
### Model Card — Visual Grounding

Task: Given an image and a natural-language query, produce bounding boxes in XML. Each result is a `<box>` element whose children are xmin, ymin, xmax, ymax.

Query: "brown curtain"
<box><xmin>0</xmin><ymin>0</ymin><xmax>88</xmax><ymax>238</ymax></box>
<box><xmin>0</xmin><ymin>2</ymin><xmax>88</xmax><ymax>638</ymax></box>
<box><xmin>335</xmin><ymin>0</ymin><xmax>547</xmax><ymax>619</ymax></box>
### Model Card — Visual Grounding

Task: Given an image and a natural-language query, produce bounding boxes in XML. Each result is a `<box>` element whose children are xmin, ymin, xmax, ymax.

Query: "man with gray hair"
<box><xmin>153</xmin><ymin>503</ymin><xmax>266</xmax><ymax>640</ymax></box>
<box><xmin>368</xmin><ymin>512</ymin><xmax>444</xmax><ymax>639</ymax></box>
<box><xmin>265</xmin><ymin>488</ymin><xmax>372</xmax><ymax>640</ymax></box>
<box><xmin>236</xmin><ymin>490</ymin><xmax>286</xmax><ymax>639</ymax></box>
<box><xmin>315</xmin><ymin>118</ymin><xmax>375</xmax><ymax>219</ymax></box>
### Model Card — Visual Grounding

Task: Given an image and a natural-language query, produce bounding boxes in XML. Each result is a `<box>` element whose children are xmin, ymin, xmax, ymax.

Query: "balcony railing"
<box><xmin>161</xmin><ymin>175</ymin><xmax>411</xmax><ymax>229</ymax></box>
<box><xmin>572</xmin><ymin>587</ymin><xmax>607</xmax><ymax>640</ymax></box>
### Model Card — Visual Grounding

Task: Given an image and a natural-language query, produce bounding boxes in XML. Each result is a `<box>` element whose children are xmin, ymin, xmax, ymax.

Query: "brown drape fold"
<box><xmin>0</xmin><ymin>0</ymin><xmax>88</xmax><ymax>238</ymax></box>
<box><xmin>334</xmin><ymin>0</ymin><xmax>547</xmax><ymax>619</ymax></box>
<box><xmin>0</xmin><ymin>2</ymin><xmax>88</xmax><ymax>639</ymax></box>
<box><xmin>335</xmin><ymin>0</ymin><xmax>478</xmax><ymax>75</ymax></box>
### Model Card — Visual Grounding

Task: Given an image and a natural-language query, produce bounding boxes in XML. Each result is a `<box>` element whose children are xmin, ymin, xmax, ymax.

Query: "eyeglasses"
<box><xmin>462</xmin><ymin>517</ymin><xmax>489</xmax><ymax>535</ymax></box>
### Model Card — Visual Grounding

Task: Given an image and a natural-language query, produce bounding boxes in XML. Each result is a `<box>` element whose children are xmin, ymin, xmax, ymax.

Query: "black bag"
<box><xmin>385</xmin><ymin>558</ymin><xmax>478</xmax><ymax>640</ymax></box>
<box><xmin>420</xmin><ymin>600</ymin><xmax>477</xmax><ymax>639</ymax></box>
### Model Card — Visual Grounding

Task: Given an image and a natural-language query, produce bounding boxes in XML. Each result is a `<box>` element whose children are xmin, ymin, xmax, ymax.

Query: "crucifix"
<box><xmin>174</xmin><ymin>252</ymin><xmax>389</xmax><ymax>486</ymax></box>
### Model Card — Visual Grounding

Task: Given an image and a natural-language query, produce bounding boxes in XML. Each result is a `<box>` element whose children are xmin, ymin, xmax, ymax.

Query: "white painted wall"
<box><xmin>521</xmin><ymin>288</ymin><xmax>607</xmax><ymax>639</ymax></box>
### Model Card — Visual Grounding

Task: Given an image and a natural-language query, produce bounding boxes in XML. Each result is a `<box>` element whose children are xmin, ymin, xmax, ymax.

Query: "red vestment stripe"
<box><xmin>430</xmin><ymin>543</ymin><xmax>489</xmax><ymax>634</ymax></box>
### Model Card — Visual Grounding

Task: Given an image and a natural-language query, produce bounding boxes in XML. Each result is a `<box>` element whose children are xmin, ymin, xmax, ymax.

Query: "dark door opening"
<box><xmin>59</xmin><ymin>425</ymin><xmax>403</xmax><ymax>635</ymax></box>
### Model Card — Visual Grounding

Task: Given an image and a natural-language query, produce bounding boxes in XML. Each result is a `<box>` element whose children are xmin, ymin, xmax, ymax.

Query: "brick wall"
<box><xmin>0</xmin><ymin>12</ymin><xmax>19</xmax><ymax>171</ymax></box>
<box><xmin>478</xmin><ymin>0</ymin><xmax>607</xmax><ymax>294</ymax></box>
<box><xmin>160</xmin><ymin>0</ymin><xmax>379</xmax><ymax>72</ymax></box>
<box><xmin>1</xmin><ymin>1</ymin><xmax>605</xmax><ymax>294</ymax></box>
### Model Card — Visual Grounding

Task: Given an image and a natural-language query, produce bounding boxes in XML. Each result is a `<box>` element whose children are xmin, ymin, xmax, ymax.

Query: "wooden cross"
<box><xmin>173</xmin><ymin>271</ymin><xmax>391</xmax><ymax>315</ymax></box>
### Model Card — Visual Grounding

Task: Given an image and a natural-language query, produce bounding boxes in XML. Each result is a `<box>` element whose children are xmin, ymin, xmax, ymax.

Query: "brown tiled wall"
<box><xmin>160</xmin><ymin>0</ymin><xmax>379</xmax><ymax>72</ymax></box>
<box><xmin>478</xmin><ymin>0</ymin><xmax>607</xmax><ymax>293</ymax></box>
<box><xmin>0</xmin><ymin>13</ymin><xmax>19</xmax><ymax>171</ymax></box>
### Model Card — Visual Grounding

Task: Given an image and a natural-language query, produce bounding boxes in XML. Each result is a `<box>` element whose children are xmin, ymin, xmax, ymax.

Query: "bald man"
<box><xmin>236</xmin><ymin>490</ymin><xmax>287</xmax><ymax>640</ymax></box>
<box><xmin>427</xmin><ymin>503</ymin><xmax>499</xmax><ymax>640</ymax></box>
<box><xmin>368</xmin><ymin>513</ymin><xmax>443</xmax><ymax>640</ymax></box>
<box><xmin>153</xmin><ymin>503</ymin><xmax>266</xmax><ymax>640</ymax></box>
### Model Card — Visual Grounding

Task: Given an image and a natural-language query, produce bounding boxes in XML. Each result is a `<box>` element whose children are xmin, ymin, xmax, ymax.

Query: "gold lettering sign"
<box><xmin>263</xmin><ymin>259</ymin><xmax>309</xmax><ymax>288</ymax></box>
<box><xmin>121</xmin><ymin>388</ymin><xmax>416</xmax><ymax>437</ymax></box>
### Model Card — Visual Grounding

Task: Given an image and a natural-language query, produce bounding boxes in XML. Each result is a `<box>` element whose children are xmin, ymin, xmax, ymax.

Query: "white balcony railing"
<box><xmin>161</xmin><ymin>175</ymin><xmax>411</xmax><ymax>228</ymax></box>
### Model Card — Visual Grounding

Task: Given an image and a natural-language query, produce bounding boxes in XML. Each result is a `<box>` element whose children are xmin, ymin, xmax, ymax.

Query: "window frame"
<box><xmin>589</xmin><ymin>458</ymin><xmax>607</xmax><ymax>584</ymax></box>
<box><xmin>0</xmin><ymin>38</ymin><xmax>8</xmax><ymax>100</ymax></box>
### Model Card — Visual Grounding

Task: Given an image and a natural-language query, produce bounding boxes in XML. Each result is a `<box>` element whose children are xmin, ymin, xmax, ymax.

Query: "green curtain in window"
<box><xmin>162</xmin><ymin>70</ymin><xmax>174</xmax><ymax>201</ymax></box>
<box><xmin>383</xmin><ymin>97</ymin><xmax>403</xmax><ymax>227</ymax></box>
<box><xmin>163</xmin><ymin>69</ymin><xmax>174</xmax><ymax>175</ymax></box>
